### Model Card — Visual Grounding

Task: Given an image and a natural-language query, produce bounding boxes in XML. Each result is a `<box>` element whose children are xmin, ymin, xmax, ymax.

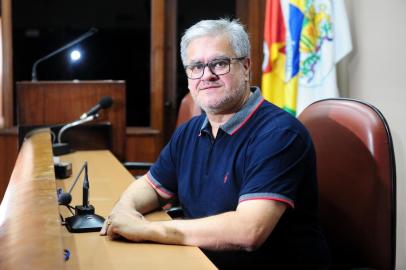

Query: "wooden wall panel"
<box><xmin>1</xmin><ymin>0</ymin><xmax>14</xmax><ymax>128</ymax></box>
<box><xmin>163</xmin><ymin>0</ymin><xmax>178</xmax><ymax>143</ymax></box>
<box><xmin>125</xmin><ymin>127</ymin><xmax>162</xmax><ymax>163</ymax></box>
<box><xmin>0</xmin><ymin>128</ymin><xmax>18</xmax><ymax>200</ymax></box>
<box><xmin>236</xmin><ymin>0</ymin><xmax>266</xmax><ymax>87</ymax></box>
<box><xmin>16</xmin><ymin>81</ymin><xmax>126</xmax><ymax>160</ymax></box>
<box><xmin>150</xmin><ymin>0</ymin><xmax>165</xmax><ymax>133</ymax></box>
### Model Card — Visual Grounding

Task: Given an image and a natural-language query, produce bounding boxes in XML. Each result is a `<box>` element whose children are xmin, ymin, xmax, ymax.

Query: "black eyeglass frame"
<box><xmin>184</xmin><ymin>56</ymin><xmax>247</xmax><ymax>80</ymax></box>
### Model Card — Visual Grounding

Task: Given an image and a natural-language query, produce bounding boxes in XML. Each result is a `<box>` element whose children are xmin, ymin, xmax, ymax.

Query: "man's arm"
<box><xmin>103</xmin><ymin>197</ymin><xmax>286</xmax><ymax>252</ymax></box>
<box><xmin>100</xmin><ymin>175</ymin><xmax>165</xmax><ymax>236</ymax></box>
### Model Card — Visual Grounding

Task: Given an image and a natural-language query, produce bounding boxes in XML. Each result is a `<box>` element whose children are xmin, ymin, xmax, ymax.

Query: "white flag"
<box><xmin>296</xmin><ymin>0</ymin><xmax>352</xmax><ymax>115</ymax></box>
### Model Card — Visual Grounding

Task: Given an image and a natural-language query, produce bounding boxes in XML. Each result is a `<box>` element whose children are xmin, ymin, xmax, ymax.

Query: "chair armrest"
<box><xmin>166</xmin><ymin>206</ymin><xmax>184</xmax><ymax>219</ymax></box>
<box><xmin>123</xmin><ymin>161</ymin><xmax>154</xmax><ymax>171</ymax></box>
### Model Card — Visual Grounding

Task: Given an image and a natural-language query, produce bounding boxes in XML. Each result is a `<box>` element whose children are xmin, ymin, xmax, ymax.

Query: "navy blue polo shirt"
<box><xmin>147</xmin><ymin>87</ymin><xmax>330</xmax><ymax>268</ymax></box>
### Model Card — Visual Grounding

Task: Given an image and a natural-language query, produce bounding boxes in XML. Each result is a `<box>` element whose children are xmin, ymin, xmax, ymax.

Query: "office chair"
<box><xmin>175</xmin><ymin>92</ymin><xmax>202</xmax><ymax>126</ymax></box>
<box><xmin>298</xmin><ymin>98</ymin><xmax>396</xmax><ymax>270</ymax></box>
<box><xmin>123</xmin><ymin>93</ymin><xmax>201</xmax><ymax>217</ymax></box>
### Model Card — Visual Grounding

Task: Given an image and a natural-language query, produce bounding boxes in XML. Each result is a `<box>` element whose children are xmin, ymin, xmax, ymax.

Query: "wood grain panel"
<box><xmin>0</xmin><ymin>129</ymin><xmax>64</xmax><ymax>270</ymax></box>
<box><xmin>150</xmin><ymin>0</ymin><xmax>166</xmax><ymax>154</ymax></box>
<box><xmin>236</xmin><ymin>0</ymin><xmax>266</xmax><ymax>87</ymax></box>
<box><xmin>16</xmin><ymin>81</ymin><xmax>126</xmax><ymax>160</ymax></box>
<box><xmin>0</xmin><ymin>128</ymin><xmax>18</xmax><ymax>200</ymax></box>
<box><xmin>125</xmin><ymin>127</ymin><xmax>162</xmax><ymax>163</ymax></box>
<box><xmin>1</xmin><ymin>0</ymin><xmax>14</xmax><ymax>128</ymax></box>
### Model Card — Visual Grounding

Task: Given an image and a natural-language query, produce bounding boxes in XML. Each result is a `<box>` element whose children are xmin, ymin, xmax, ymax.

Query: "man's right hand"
<box><xmin>99</xmin><ymin>176</ymin><xmax>162</xmax><ymax>237</ymax></box>
<box><xmin>99</xmin><ymin>202</ymin><xmax>145</xmax><ymax>239</ymax></box>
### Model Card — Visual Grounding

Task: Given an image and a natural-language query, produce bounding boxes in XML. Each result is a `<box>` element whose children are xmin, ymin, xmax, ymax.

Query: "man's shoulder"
<box><xmin>242</xmin><ymin>101</ymin><xmax>313</xmax><ymax>153</ymax></box>
<box><xmin>255</xmin><ymin>101</ymin><xmax>308</xmax><ymax>134</ymax></box>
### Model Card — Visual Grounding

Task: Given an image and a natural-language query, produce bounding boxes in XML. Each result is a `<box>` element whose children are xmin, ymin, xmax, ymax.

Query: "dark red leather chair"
<box><xmin>298</xmin><ymin>98</ymin><xmax>396</xmax><ymax>270</ymax></box>
<box><xmin>176</xmin><ymin>92</ymin><xmax>202</xmax><ymax>126</ymax></box>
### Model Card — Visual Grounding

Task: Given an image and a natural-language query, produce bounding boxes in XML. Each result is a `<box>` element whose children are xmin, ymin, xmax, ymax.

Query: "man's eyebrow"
<box><xmin>188</xmin><ymin>60</ymin><xmax>204</xmax><ymax>65</ymax></box>
<box><xmin>187</xmin><ymin>55</ymin><xmax>230</xmax><ymax>65</ymax></box>
<box><xmin>211</xmin><ymin>56</ymin><xmax>230</xmax><ymax>60</ymax></box>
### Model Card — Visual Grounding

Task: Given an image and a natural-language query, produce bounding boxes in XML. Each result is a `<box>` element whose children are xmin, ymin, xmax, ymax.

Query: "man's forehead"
<box><xmin>188</xmin><ymin>54</ymin><xmax>229</xmax><ymax>64</ymax></box>
<box><xmin>186</xmin><ymin>36</ymin><xmax>234</xmax><ymax>62</ymax></box>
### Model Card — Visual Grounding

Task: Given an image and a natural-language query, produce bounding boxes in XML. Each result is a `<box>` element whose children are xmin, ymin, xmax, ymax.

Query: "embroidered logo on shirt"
<box><xmin>224</xmin><ymin>172</ymin><xmax>229</xmax><ymax>183</ymax></box>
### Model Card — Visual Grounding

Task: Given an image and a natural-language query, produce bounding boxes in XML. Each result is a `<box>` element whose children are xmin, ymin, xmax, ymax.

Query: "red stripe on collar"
<box><xmin>229</xmin><ymin>98</ymin><xmax>265</xmax><ymax>136</ymax></box>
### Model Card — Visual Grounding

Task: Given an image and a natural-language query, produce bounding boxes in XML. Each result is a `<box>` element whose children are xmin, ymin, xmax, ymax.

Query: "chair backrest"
<box><xmin>176</xmin><ymin>93</ymin><xmax>201</xmax><ymax>127</ymax></box>
<box><xmin>298</xmin><ymin>98</ymin><xmax>396</xmax><ymax>270</ymax></box>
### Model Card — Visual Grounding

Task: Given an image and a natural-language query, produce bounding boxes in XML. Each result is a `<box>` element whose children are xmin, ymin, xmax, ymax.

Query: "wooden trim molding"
<box><xmin>150</xmin><ymin>0</ymin><xmax>165</xmax><ymax>132</ymax></box>
<box><xmin>236</xmin><ymin>0</ymin><xmax>266</xmax><ymax>87</ymax></box>
<box><xmin>1</xmin><ymin>0</ymin><xmax>13</xmax><ymax>127</ymax></box>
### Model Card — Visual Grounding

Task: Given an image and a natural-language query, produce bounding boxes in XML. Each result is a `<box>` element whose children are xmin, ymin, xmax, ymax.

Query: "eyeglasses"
<box><xmin>184</xmin><ymin>56</ymin><xmax>247</xmax><ymax>80</ymax></box>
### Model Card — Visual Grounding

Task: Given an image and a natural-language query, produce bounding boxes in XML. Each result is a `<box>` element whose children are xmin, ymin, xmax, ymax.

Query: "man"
<box><xmin>101</xmin><ymin>19</ymin><xmax>330</xmax><ymax>269</ymax></box>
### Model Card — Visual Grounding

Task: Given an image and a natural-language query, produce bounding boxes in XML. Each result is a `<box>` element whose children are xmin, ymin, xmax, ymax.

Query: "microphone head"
<box><xmin>99</xmin><ymin>96</ymin><xmax>113</xmax><ymax>109</ymax></box>
<box><xmin>58</xmin><ymin>192</ymin><xmax>72</xmax><ymax>205</ymax></box>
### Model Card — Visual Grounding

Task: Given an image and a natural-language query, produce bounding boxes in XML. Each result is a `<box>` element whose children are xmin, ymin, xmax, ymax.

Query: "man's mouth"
<box><xmin>199</xmin><ymin>84</ymin><xmax>221</xmax><ymax>91</ymax></box>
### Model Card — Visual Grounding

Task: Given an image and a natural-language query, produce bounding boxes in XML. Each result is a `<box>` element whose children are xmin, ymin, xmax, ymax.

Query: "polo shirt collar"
<box><xmin>200</xmin><ymin>87</ymin><xmax>264</xmax><ymax>136</ymax></box>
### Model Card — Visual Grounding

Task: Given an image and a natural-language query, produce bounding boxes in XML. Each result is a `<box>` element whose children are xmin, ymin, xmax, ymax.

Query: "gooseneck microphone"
<box><xmin>80</xmin><ymin>96</ymin><xmax>113</xmax><ymax>120</ymax></box>
<box><xmin>52</xmin><ymin>96</ymin><xmax>113</xmax><ymax>156</ymax></box>
<box><xmin>83</xmin><ymin>162</ymin><xmax>89</xmax><ymax>207</ymax></box>
<box><xmin>31</xmin><ymin>27</ymin><xmax>98</xmax><ymax>81</ymax></box>
<box><xmin>58</xmin><ymin>161</ymin><xmax>105</xmax><ymax>233</ymax></box>
<box><xmin>57</xmin><ymin>162</ymin><xmax>87</xmax><ymax>206</ymax></box>
<box><xmin>57</xmin><ymin>114</ymin><xmax>99</xmax><ymax>144</ymax></box>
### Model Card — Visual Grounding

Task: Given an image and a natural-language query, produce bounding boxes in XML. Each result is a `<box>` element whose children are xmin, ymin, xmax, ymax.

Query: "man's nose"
<box><xmin>201</xmin><ymin>65</ymin><xmax>218</xmax><ymax>80</ymax></box>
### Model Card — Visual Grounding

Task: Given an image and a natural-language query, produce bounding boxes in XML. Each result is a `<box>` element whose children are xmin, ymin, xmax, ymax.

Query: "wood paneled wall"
<box><xmin>1</xmin><ymin>0</ymin><xmax>13</xmax><ymax>128</ymax></box>
<box><xmin>236</xmin><ymin>0</ymin><xmax>266</xmax><ymax>87</ymax></box>
<box><xmin>0</xmin><ymin>128</ymin><xmax>18</xmax><ymax>200</ymax></box>
<box><xmin>126</xmin><ymin>127</ymin><xmax>162</xmax><ymax>163</ymax></box>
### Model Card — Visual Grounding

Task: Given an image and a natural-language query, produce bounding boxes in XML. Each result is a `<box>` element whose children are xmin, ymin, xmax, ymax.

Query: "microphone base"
<box><xmin>65</xmin><ymin>205</ymin><xmax>105</xmax><ymax>233</ymax></box>
<box><xmin>53</xmin><ymin>142</ymin><xmax>71</xmax><ymax>156</ymax></box>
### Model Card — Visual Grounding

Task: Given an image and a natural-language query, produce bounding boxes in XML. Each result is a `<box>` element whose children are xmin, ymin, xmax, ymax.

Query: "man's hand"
<box><xmin>101</xmin><ymin>208</ymin><xmax>150</xmax><ymax>241</ymax></box>
<box><xmin>99</xmin><ymin>201</ymin><xmax>145</xmax><ymax>236</ymax></box>
<box><xmin>99</xmin><ymin>176</ymin><xmax>163</xmax><ymax>239</ymax></box>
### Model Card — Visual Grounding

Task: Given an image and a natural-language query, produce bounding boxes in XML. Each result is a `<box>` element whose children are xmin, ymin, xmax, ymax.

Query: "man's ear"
<box><xmin>243</xmin><ymin>57</ymin><xmax>251</xmax><ymax>81</ymax></box>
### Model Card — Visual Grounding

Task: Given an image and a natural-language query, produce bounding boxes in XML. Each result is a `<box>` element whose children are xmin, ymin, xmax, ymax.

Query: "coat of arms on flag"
<box><xmin>261</xmin><ymin>0</ymin><xmax>352</xmax><ymax>116</ymax></box>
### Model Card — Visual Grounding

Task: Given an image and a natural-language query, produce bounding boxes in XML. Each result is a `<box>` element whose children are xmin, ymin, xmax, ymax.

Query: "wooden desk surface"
<box><xmin>59</xmin><ymin>150</ymin><xmax>217</xmax><ymax>270</ymax></box>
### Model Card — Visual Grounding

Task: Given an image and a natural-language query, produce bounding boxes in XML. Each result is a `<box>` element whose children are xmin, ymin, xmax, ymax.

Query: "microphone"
<box><xmin>57</xmin><ymin>161</ymin><xmax>87</xmax><ymax>206</ymax></box>
<box><xmin>83</xmin><ymin>162</ymin><xmax>89</xmax><ymax>207</ymax></box>
<box><xmin>60</xmin><ymin>161</ymin><xmax>105</xmax><ymax>233</ymax></box>
<box><xmin>52</xmin><ymin>96</ymin><xmax>113</xmax><ymax>156</ymax></box>
<box><xmin>53</xmin><ymin>114</ymin><xmax>99</xmax><ymax>156</ymax></box>
<box><xmin>80</xmin><ymin>96</ymin><xmax>113</xmax><ymax>120</ymax></box>
<box><xmin>31</xmin><ymin>27</ymin><xmax>98</xmax><ymax>81</ymax></box>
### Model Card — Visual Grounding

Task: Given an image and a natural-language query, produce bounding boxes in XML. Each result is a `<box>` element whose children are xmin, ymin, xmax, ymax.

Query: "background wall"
<box><xmin>339</xmin><ymin>1</ymin><xmax>406</xmax><ymax>268</ymax></box>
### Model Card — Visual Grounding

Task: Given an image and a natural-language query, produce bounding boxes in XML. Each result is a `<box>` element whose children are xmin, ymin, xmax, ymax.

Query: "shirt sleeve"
<box><xmin>147</xmin><ymin>129</ymin><xmax>183</xmax><ymax>198</ymax></box>
<box><xmin>238</xmin><ymin>128</ymin><xmax>313</xmax><ymax>208</ymax></box>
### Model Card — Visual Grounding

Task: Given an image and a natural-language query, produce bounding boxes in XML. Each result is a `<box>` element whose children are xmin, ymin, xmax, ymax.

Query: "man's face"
<box><xmin>185</xmin><ymin>36</ymin><xmax>250</xmax><ymax>115</ymax></box>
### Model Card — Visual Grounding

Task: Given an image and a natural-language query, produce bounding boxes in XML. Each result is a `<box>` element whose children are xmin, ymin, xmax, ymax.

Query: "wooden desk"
<box><xmin>0</xmin><ymin>129</ymin><xmax>216</xmax><ymax>270</ymax></box>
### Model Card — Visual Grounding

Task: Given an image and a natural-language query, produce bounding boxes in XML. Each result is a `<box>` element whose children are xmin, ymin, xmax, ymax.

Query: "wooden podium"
<box><xmin>0</xmin><ymin>129</ymin><xmax>217</xmax><ymax>270</ymax></box>
<box><xmin>16</xmin><ymin>81</ymin><xmax>126</xmax><ymax>160</ymax></box>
